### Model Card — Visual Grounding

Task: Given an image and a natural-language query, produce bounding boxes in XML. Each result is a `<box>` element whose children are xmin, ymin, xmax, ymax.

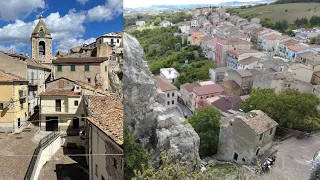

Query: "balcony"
<box><xmin>19</xmin><ymin>90</ymin><xmax>27</xmax><ymax>99</ymax></box>
<box><xmin>28</xmin><ymin>79</ymin><xmax>38</xmax><ymax>86</ymax></box>
<box><xmin>55</xmin><ymin>107</ymin><xmax>61</xmax><ymax>112</ymax></box>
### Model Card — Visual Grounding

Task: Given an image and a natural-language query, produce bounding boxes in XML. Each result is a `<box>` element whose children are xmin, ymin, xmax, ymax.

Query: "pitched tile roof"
<box><xmin>86</xmin><ymin>95</ymin><xmax>123</xmax><ymax>145</ymax></box>
<box><xmin>217</xmin><ymin>38</ymin><xmax>251</xmax><ymax>45</ymax></box>
<box><xmin>235</xmin><ymin>110</ymin><xmax>278</xmax><ymax>134</ymax></box>
<box><xmin>183</xmin><ymin>82</ymin><xmax>201</xmax><ymax>92</ymax></box>
<box><xmin>264</xmin><ymin>34</ymin><xmax>280</xmax><ymax>40</ymax></box>
<box><xmin>153</xmin><ymin>76</ymin><xmax>177</xmax><ymax>92</ymax></box>
<box><xmin>235</xmin><ymin>69</ymin><xmax>253</xmax><ymax>77</ymax></box>
<box><xmin>281</xmin><ymin>39</ymin><xmax>299</xmax><ymax>46</ymax></box>
<box><xmin>287</xmin><ymin>44</ymin><xmax>309</xmax><ymax>52</ymax></box>
<box><xmin>39</xmin><ymin>89</ymin><xmax>81</xmax><ymax>96</ymax></box>
<box><xmin>53</xmin><ymin>57</ymin><xmax>107</xmax><ymax>64</ymax></box>
<box><xmin>298</xmin><ymin>52</ymin><xmax>320</xmax><ymax>61</ymax></box>
<box><xmin>219</xmin><ymin>80</ymin><xmax>240</xmax><ymax>89</ymax></box>
<box><xmin>0</xmin><ymin>69</ymin><xmax>27</xmax><ymax>82</ymax></box>
<box><xmin>226</xmin><ymin>49</ymin><xmax>260</xmax><ymax>56</ymax></box>
<box><xmin>193</xmin><ymin>84</ymin><xmax>224</xmax><ymax>95</ymax></box>
<box><xmin>211</xmin><ymin>95</ymin><xmax>243</xmax><ymax>112</ymax></box>
<box><xmin>289</xmin><ymin>63</ymin><xmax>313</xmax><ymax>71</ymax></box>
<box><xmin>238</xmin><ymin>56</ymin><xmax>260</xmax><ymax>65</ymax></box>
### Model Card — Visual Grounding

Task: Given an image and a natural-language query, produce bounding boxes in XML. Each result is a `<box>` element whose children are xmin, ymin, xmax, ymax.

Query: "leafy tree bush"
<box><xmin>186</xmin><ymin>106</ymin><xmax>221</xmax><ymax>158</ymax></box>
<box><xmin>124</xmin><ymin>132</ymin><xmax>151</xmax><ymax>180</ymax></box>
<box><xmin>240</xmin><ymin>88</ymin><xmax>320</xmax><ymax>132</ymax></box>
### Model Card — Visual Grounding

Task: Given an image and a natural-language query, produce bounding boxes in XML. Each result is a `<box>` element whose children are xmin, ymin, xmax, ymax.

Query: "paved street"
<box><xmin>0</xmin><ymin>123</ymin><xmax>41</xmax><ymax>180</ymax></box>
<box><xmin>177</xmin><ymin>100</ymin><xmax>193</xmax><ymax>118</ymax></box>
<box><xmin>257</xmin><ymin>133</ymin><xmax>320</xmax><ymax>180</ymax></box>
<box><xmin>38</xmin><ymin>147</ymin><xmax>89</xmax><ymax>180</ymax></box>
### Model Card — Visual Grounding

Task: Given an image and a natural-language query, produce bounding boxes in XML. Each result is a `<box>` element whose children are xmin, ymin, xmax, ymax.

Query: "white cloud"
<box><xmin>87</xmin><ymin>0</ymin><xmax>123</xmax><ymax>22</ymax></box>
<box><xmin>56</xmin><ymin>37</ymin><xmax>96</xmax><ymax>52</ymax></box>
<box><xmin>76</xmin><ymin>0</ymin><xmax>89</xmax><ymax>5</ymax></box>
<box><xmin>0</xmin><ymin>0</ymin><xmax>45</xmax><ymax>21</ymax></box>
<box><xmin>0</xmin><ymin>44</ymin><xmax>18</xmax><ymax>53</ymax></box>
<box><xmin>124</xmin><ymin>0</ymin><xmax>260</xmax><ymax>8</ymax></box>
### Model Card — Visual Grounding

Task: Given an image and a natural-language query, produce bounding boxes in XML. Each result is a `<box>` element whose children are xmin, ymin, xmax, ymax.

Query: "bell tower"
<box><xmin>31</xmin><ymin>15</ymin><xmax>52</xmax><ymax>64</ymax></box>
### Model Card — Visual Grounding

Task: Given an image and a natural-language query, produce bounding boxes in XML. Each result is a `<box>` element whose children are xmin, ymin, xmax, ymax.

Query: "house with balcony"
<box><xmin>226</xmin><ymin>49</ymin><xmax>265</xmax><ymax>70</ymax></box>
<box><xmin>160</xmin><ymin>68</ymin><xmax>180</xmax><ymax>83</ymax></box>
<box><xmin>278</xmin><ymin>39</ymin><xmax>299</xmax><ymax>58</ymax></box>
<box><xmin>297</xmin><ymin>52</ymin><xmax>320</xmax><ymax>72</ymax></box>
<box><xmin>225</xmin><ymin>69</ymin><xmax>254</xmax><ymax>95</ymax></box>
<box><xmin>286</xmin><ymin>43</ymin><xmax>310</xmax><ymax>62</ymax></box>
<box><xmin>217</xmin><ymin>110</ymin><xmax>278</xmax><ymax>165</ymax></box>
<box><xmin>53</xmin><ymin>57</ymin><xmax>109</xmax><ymax>91</ymax></box>
<box><xmin>96</xmin><ymin>32</ymin><xmax>122</xmax><ymax>48</ymax></box>
<box><xmin>190</xmin><ymin>84</ymin><xmax>224</xmax><ymax>112</ymax></box>
<box><xmin>0</xmin><ymin>52</ymin><xmax>51</xmax><ymax>117</ymax></box>
<box><xmin>237</xmin><ymin>57</ymin><xmax>261</xmax><ymax>70</ymax></box>
<box><xmin>153</xmin><ymin>76</ymin><xmax>178</xmax><ymax>109</ymax></box>
<box><xmin>180</xmin><ymin>82</ymin><xmax>201</xmax><ymax>109</ymax></box>
<box><xmin>0</xmin><ymin>69</ymin><xmax>28</xmax><ymax>132</ymax></box>
<box><xmin>261</xmin><ymin>34</ymin><xmax>281</xmax><ymax>52</ymax></box>
<box><xmin>209</xmin><ymin>67</ymin><xmax>229</xmax><ymax>83</ymax></box>
<box><xmin>215</xmin><ymin>39</ymin><xmax>252</xmax><ymax>66</ymax></box>
<box><xmin>84</xmin><ymin>95</ymin><xmax>123</xmax><ymax>180</ymax></box>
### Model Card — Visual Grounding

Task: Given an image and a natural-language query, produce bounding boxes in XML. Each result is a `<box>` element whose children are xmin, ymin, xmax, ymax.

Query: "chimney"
<box><xmin>11</xmin><ymin>47</ymin><xmax>14</xmax><ymax>54</ymax></box>
<box><xmin>26</xmin><ymin>53</ymin><xmax>29</xmax><ymax>57</ymax></box>
<box><xmin>20</xmin><ymin>51</ymin><xmax>24</xmax><ymax>56</ymax></box>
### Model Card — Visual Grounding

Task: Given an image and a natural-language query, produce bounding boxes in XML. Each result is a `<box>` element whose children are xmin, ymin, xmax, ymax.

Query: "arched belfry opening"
<box><xmin>39</xmin><ymin>41</ymin><xmax>45</xmax><ymax>55</ymax></box>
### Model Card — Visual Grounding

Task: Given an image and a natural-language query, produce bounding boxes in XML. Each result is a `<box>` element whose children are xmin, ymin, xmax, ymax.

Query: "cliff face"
<box><xmin>123</xmin><ymin>33</ymin><xmax>200</xmax><ymax>167</ymax></box>
<box><xmin>108</xmin><ymin>63</ymin><xmax>123</xmax><ymax>102</ymax></box>
<box><xmin>309</xmin><ymin>149</ymin><xmax>320</xmax><ymax>180</ymax></box>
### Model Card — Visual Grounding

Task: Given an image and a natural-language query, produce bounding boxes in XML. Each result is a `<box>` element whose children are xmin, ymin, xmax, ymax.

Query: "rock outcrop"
<box><xmin>123</xmin><ymin>33</ymin><xmax>200</xmax><ymax>167</ymax></box>
<box><xmin>308</xmin><ymin>149</ymin><xmax>320</xmax><ymax>180</ymax></box>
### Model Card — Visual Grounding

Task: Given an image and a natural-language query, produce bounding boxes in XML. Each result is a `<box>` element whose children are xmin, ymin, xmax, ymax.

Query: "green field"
<box><xmin>233</xmin><ymin>3</ymin><xmax>320</xmax><ymax>22</ymax></box>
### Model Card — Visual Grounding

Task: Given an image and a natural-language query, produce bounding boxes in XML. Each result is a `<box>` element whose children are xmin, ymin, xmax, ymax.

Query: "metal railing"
<box><xmin>55</xmin><ymin>107</ymin><xmax>61</xmax><ymax>112</ymax></box>
<box><xmin>24</xmin><ymin>127</ymin><xmax>60</xmax><ymax>180</ymax></box>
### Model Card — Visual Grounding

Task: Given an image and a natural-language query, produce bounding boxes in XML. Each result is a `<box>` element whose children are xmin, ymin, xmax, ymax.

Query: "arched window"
<box><xmin>39</xmin><ymin>41</ymin><xmax>45</xmax><ymax>55</ymax></box>
<box><xmin>39</xmin><ymin>29</ymin><xmax>45</xmax><ymax>37</ymax></box>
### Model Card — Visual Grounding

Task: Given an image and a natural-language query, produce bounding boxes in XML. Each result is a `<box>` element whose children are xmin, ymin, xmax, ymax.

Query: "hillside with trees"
<box><xmin>130</xmin><ymin>27</ymin><xmax>216</xmax><ymax>87</ymax></box>
<box><xmin>274</xmin><ymin>0</ymin><xmax>320</xmax><ymax>4</ymax></box>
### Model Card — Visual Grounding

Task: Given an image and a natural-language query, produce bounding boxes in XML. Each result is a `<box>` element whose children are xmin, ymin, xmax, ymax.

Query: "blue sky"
<box><xmin>0</xmin><ymin>0</ymin><xmax>123</xmax><ymax>55</ymax></box>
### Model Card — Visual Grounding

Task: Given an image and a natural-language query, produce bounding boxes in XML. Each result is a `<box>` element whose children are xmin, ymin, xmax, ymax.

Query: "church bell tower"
<box><xmin>31</xmin><ymin>15</ymin><xmax>52</xmax><ymax>64</ymax></box>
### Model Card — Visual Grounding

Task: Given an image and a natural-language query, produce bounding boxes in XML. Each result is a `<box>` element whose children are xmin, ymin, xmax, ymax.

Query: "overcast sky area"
<box><xmin>124</xmin><ymin>0</ymin><xmax>260</xmax><ymax>8</ymax></box>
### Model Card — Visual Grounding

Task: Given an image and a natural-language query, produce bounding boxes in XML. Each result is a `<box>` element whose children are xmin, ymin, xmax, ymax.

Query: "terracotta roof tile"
<box><xmin>183</xmin><ymin>82</ymin><xmax>200</xmax><ymax>92</ymax></box>
<box><xmin>211</xmin><ymin>96</ymin><xmax>243</xmax><ymax>112</ymax></box>
<box><xmin>153</xmin><ymin>76</ymin><xmax>177</xmax><ymax>92</ymax></box>
<box><xmin>86</xmin><ymin>95</ymin><xmax>123</xmax><ymax>145</ymax></box>
<box><xmin>226</xmin><ymin>49</ymin><xmax>259</xmax><ymax>56</ymax></box>
<box><xmin>53</xmin><ymin>57</ymin><xmax>107</xmax><ymax>64</ymax></box>
<box><xmin>236</xmin><ymin>110</ymin><xmax>278</xmax><ymax>134</ymax></box>
<box><xmin>235</xmin><ymin>69</ymin><xmax>253</xmax><ymax>77</ymax></box>
<box><xmin>193</xmin><ymin>84</ymin><xmax>224</xmax><ymax>95</ymax></box>
<box><xmin>0</xmin><ymin>69</ymin><xmax>27</xmax><ymax>82</ymax></box>
<box><xmin>287</xmin><ymin>44</ymin><xmax>309</xmax><ymax>52</ymax></box>
<box><xmin>39</xmin><ymin>89</ymin><xmax>81</xmax><ymax>96</ymax></box>
<box><xmin>219</xmin><ymin>80</ymin><xmax>240</xmax><ymax>89</ymax></box>
<box><xmin>264</xmin><ymin>34</ymin><xmax>280</xmax><ymax>40</ymax></box>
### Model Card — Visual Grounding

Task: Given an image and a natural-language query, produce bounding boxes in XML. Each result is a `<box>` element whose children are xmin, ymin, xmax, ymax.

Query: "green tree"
<box><xmin>187</xmin><ymin>106</ymin><xmax>221</xmax><ymax>158</ymax></box>
<box><xmin>133</xmin><ymin>153</ymin><xmax>213</xmax><ymax>179</ymax></box>
<box><xmin>124</xmin><ymin>132</ymin><xmax>151</xmax><ymax>180</ymax></box>
<box><xmin>240</xmin><ymin>88</ymin><xmax>320</xmax><ymax>132</ymax></box>
<box><xmin>154</xmin><ymin>17</ymin><xmax>162</xmax><ymax>26</ymax></box>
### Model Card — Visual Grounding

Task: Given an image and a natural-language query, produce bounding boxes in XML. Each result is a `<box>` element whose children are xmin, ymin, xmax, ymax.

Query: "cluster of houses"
<box><xmin>0</xmin><ymin>16</ymin><xmax>124</xmax><ymax>179</ymax></box>
<box><xmin>149</xmin><ymin>6</ymin><xmax>320</xmax><ymax>166</ymax></box>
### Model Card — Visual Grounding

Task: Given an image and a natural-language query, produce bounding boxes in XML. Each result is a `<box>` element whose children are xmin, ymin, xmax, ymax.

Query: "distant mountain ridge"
<box><xmin>124</xmin><ymin>0</ymin><xmax>276</xmax><ymax>12</ymax></box>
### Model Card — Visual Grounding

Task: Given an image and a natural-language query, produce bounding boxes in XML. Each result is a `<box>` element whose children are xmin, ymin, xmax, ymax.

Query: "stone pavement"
<box><xmin>0</xmin><ymin>123</ymin><xmax>41</xmax><ymax>180</ymax></box>
<box><xmin>256</xmin><ymin>132</ymin><xmax>320</xmax><ymax>180</ymax></box>
<box><xmin>38</xmin><ymin>147</ymin><xmax>89</xmax><ymax>180</ymax></box>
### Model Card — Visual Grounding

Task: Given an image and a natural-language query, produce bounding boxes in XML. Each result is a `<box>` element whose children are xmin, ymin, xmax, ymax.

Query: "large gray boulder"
<box><xmin>123</xmin><ymin>33</ymin><xmax>200</xmax><ymax>167</ymax></box>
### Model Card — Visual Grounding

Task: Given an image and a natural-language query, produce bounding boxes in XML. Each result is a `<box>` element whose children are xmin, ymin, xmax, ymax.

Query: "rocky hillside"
<box><xmin>123</xmin><ymin>33</ymin><xmax>200</xmax><ymax>167</ymax></box>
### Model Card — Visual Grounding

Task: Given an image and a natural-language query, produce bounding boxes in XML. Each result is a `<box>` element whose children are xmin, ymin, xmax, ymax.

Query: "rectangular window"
<box><xmin>167</xmin><ymin>101</ymin><xmax>170</xmax><ymax>105</ymax></box>
<box><xmin>259</xmin><ymin>134</ymin><xmax>263</xmax><ymax>141</ymax></box>
<box><xmin>172</xmin><ymin>92</ymin><xmax>174</xmax><ymax>97</ymax></box>
<box><xmin>269</xmin><ymin>128</ymin><xmax>273</xmax><ymax>135</ymax></box>
<box><xmin>0</xmin><ymin>103</ymin><xmax>3</xmax><ymax>110</ymax></box>
<box><xmin>74</xmin><ymin>100</ymin><xmax>79</xmax><ymax>106</ymax></box>
<box><xmin>95</xmin><ymin>164</ymin><xmax>98</xmax><ymax>176</ymax></box>
<box><xmin>167</xmin><ymin>93</ymin><xmax>170</xmax><ymax>98</ymax></box>
<box><xmin>113</xmin><ymin>158</ymin><xmax>117</xmax><ymax>169</ymax></box>
<box><xmin>57</xmin><ymin>65</ymin><xmax>62</xmax><ymax>72</ymax></box>
<box><xmin>117</xmin><ymin>39</ymin><xmax>119</xmax><ymax>43</ymax></box>
<box><xmin>172</xmin><ymin>100</ymin><xmax>174</xmax><ymax>105</ymax></box>
<box><xmin>88</xmin><ymin>78</ymin><xmax>91</xmax><ymax>83</ymax></box>
<box><xmin>85</xmin><ymin>64</ymin><xmax>90</xmax><ymax>72</ymax></box>
<box><xmin>105</xmin><ymin>66</ymin><xmax>107</xmax><ymax>72</ymax></box>
<box><xmin>70</xmin><ymin>65</ymin><xmax>76</xmax><ymax>71</ymax></box>
<box><xmin>20</xmin><ymin>100</ymin><xmax>23</xmax><ymax>110</ymax></box>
